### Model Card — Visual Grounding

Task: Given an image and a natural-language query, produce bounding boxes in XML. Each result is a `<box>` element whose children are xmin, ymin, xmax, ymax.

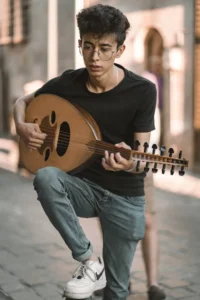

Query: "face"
<box><xmin>78</xmin><ymin>33</ymin><xmax>125</xmax><ymax>77</ymax></box>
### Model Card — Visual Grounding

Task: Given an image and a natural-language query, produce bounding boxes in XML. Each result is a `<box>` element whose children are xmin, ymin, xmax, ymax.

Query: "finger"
<box><xmin>28</xmin><ymin>145</ymin><xmax>37</xmax><ymax>150</ymax></box>
<box><xmin>104</xmin><ymin>150</ymin><xmax>110</xmax><ymax>163</ymax></box>
<box><xmin>31</xmin><ymin>131</ymin><xmax>47</xmax><ymax>140</ymax></box>
<box><xmin>115</xmin><ymin>142</ymin><xmax>125</xmax><ymax>147</ymax></box>
<box><xmin>115</xmin><ymin>154</ymin><xmax>134</xmax><ymax>171</ymax></box>
<box><xmin>28</xmin><ymin>142</ymin><xmax>42</xmax><ymax>148</ymax></box>
<box><xmin>102</xmin><ymin>158</ymin><xmax>115</xmax><ymax>171</ymax></box>
<box><xmin>102</xmin><ymin>157</ymin><xmax>108</xmax><ymax>169</ymax></box>
<box><xmin>115</xmin><ymin>152</ymin><xmax>128</xmax><ymax>165</ymax></box>
<box><xmin>115</xmin><ymin>142</ymin><xmax>131</xmax><ymax>150</ymax></box>
<box><xmin>108</xmin><ymin>153</ymin><xmax>122</xmax><ymax>170</ymax></box>
<box><xmin>29</xmin><ymin>138</ymin><xmax>44</xmax><ymax>145</ymax></box>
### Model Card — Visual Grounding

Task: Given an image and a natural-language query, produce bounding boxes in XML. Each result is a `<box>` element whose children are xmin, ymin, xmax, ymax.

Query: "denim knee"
<box><xmin>33</xmin><ymin>167</ymin><xmax>65</xmax><ymax>198</ymax></box>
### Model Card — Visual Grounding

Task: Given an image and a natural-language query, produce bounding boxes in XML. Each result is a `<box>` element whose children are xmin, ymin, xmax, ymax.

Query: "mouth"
<box><xmin>89</xmin><ymin>65</ymin><xmax>102</xmax><ymax>71</ymax></box>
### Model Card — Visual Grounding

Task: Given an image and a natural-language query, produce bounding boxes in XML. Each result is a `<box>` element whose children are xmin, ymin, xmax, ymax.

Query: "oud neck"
<box><xmin>93</xmin><ymin>140</ymin><xmax>188</xmax><ymax>168</ymax></box>
<box><xmin>93</xmin><ymin>141</ymin><xmax>132</xmax><ymax>160</ymax></box>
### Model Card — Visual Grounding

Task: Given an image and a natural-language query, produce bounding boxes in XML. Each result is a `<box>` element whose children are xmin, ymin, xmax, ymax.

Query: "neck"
<box><xmin>92</xmin><ymin>140</ymin><xmax>188</xmax><ymax>169</ymax></box>
<box><xmin>87</xmin><ymin>65</ymin><xmax>119</xmax><ymax>93</ymax></box>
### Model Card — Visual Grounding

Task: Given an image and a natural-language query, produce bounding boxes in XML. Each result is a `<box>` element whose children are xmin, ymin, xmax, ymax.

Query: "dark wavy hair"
<box><xmin>77</xmin><ymin>4</ymin><xmax>130</xmax><ymax>47</ymax></box>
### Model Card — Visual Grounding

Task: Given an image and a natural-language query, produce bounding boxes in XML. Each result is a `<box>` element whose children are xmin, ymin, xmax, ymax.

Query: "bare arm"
<box><xmin>134</xmin><ymin>132</ymin><xmax>151</xmax><ymax>151</ymax></box>
<box><xmin>14</xmin><ymin>92</ymin><xmax>35</xmax><ymax>129</ymax></box>
<box><xmin>129</xmin><ymin>131</ymin><xmax>151</xmax><ymax>173</ymax></box>
<box><xmin>14</xmin><ymin>92</ymin><xmax>46</xmax><ymax>149</ymax></box>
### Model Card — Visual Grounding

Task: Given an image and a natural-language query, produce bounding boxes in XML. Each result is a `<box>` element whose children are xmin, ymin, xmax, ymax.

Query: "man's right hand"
<box><xmin>16</xmin><ymin>122</ymin><xmax>47</xmax><ymax>150</ymax></box>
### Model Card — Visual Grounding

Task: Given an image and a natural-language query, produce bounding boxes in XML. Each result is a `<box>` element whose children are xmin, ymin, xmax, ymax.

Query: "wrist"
<box><xmin>125</xmin><ymin>163</ymin><xmax>135</xmax><ymax>173</ymax></box>
<box><xmin>16</xmin><ymin>121</ymin><xmax>25</xmax><ymax>127</ymax></box>
<box><xmin>16</xmin><ymin>121</ymin><xmax>25</xmax><ymax>133</ymax></box>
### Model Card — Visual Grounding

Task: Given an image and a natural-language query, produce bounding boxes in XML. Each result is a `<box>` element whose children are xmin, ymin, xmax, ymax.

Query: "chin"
<box><xmin>88</xmin><ymin>69</ymin><xmax>103</xmax><ymax>77</ymax></box>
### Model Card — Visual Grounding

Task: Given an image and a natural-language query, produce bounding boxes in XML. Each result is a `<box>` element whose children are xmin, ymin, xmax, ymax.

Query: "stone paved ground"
<box><xmin>0</xmin><ymin>289</ymin><xmax>12</xmax><ymax>300</ymax></box>
<box><xmin>0</xmin><ymin>169</ymin><xmax>200</xmax><ymax>300</ymax></box>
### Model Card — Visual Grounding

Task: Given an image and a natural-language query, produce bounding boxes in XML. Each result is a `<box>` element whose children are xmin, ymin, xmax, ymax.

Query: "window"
<box><xmin>0</xmin><ymin>0</ymin><xmax>29</xmax><ymax>45</ymax></box>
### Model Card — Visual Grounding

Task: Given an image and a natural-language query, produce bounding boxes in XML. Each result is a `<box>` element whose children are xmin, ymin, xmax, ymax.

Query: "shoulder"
<box><xmin>117</xmin><ymin>63</ymin><xmax>156</xmax><ymax>93</ymax></box>
<box><xmin>44</xmin><ymin>68</ymin><xmax>86</xmax><ymax>86</ymax></box>
<box><xmin>34</xmin><ymin>68</ymin><xmax>86</xmax><ymax>97</ymax></box>
<box><xmin>125</xmin><ymin>68</ymin><xmax>156</xmax><ymax>91</ymax></box>
<box><xmin>59</xmin><ymin>68</ymin><xmax>86</xmax><ymax>82</ymax></box>
<box><xmin>121</xmin><ymin>67</ymin><xmax>157</xmax><ymax>108</ymax></box>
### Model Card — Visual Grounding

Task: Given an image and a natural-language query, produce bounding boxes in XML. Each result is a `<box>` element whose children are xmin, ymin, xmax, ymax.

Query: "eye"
<box><xmin>101</xmin><ymin>48</ymin><xmax>110</xmax><ymax>53</ymax></box>
<box><xmin>83</xmin><ymin>45</ymin><xmax>92</xmax><ymax>50</ymax></box>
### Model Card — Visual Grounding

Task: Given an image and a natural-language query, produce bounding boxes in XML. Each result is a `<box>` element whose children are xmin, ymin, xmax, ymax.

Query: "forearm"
<box><xmin>14</xmin><ymin>97</ymin><xmax>27</xmax><ymax>127</ymax></box>
<box><xmin>13</xmin><ymin>92</ymin><xmax>35</xmax><ymax>130</ymax></box>
<box><xmin>128</xmin><ymin>132</ymin><xmax>151</xmax><ymax>173</ymax></box>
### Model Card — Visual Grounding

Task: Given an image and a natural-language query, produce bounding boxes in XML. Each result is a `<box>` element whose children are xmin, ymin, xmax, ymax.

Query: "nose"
<box><xmin>91</xmin><ymin>50</ymin><xmax>100</xmax><ymax>61</ymax></box>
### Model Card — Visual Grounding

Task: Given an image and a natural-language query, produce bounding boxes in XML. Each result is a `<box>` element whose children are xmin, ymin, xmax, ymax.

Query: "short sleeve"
<box><xmin>132</xmin><ymin>83</ymin><xmax>157</xmax><ymax>132</ymax></box>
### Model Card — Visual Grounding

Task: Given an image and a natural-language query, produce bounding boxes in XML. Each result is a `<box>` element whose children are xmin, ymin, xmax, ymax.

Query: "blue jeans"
<box><xmin>33</xmin><ymin>167</ymin><xmax>145</xmax><ymax>300</ymax></box>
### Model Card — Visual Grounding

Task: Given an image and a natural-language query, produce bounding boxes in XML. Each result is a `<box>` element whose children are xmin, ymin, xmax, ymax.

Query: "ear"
<box><xmin>116</xmin><ymin>45</ymin><xmax>126</xmax><ymax>58</ymax></box>
<box><xmin>78</xmin><ymin>39</ymin><xmax>82</xmax><ymax>47</ymax></box>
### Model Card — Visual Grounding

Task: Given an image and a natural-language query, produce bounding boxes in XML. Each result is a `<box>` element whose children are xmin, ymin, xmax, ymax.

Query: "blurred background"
<box><xmin>0</xmin><ymin>1</ymin><xmax>200</xmax><ymax>300</ymax></box>
<box><xmin>0</xmin><ymin>0</ymin><xmax>200</xmax><ymax>174</ymax></box>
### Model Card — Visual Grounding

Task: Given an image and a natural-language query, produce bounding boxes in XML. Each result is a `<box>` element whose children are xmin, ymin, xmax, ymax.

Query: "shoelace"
<box><xmin>72</xmin><ymin>264</ymin><xmax>97</xmax><ymax>282</ymax></box>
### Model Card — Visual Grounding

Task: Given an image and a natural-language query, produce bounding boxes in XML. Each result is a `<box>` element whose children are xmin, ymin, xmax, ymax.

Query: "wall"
<box><xmin>2</xmin><ymin>0</ymin><xmax>76</xmax><ymax>119</ymax></box>
<box><xmin>58</xmin><ymin>0</ymin><xmax>76</xmax><ymax>74</ymax></box>
<box><xmin>4</xmin><ymin>0</ymin><xmax>48</xmax><ymax>102</ymax></box>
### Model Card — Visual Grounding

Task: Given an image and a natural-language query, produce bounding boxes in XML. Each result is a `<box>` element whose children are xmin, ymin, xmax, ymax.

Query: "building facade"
<box><xmin>0</xmin><ymin>0</ymin><xmax>198</xmax><ymax>171</ymax></box>
<box><xmin>0</xmin><ymin>0</ymin><xmax>76</xmax><ymax>134</ymax></box>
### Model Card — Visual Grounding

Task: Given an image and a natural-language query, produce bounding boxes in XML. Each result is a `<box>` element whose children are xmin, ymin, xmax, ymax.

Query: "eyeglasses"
<box><xmin>79</xmin><ymin>45</ymin><xmax>116</xmax><ymax>61</ymax></box>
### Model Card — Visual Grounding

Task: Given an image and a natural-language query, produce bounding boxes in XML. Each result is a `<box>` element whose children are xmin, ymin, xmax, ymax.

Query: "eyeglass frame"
<box><xmin>79</xmin><ymin>45</ymin><xmax>118</xmax><ymax>61</ymax></box>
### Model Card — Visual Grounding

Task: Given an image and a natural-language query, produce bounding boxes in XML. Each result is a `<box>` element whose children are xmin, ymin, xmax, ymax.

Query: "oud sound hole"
<box><xmin>44</xmin><ymin>148</ymin><xmax>50</xmax><ymax>161</ymax></box>
<box><xmin>51</xmin><ymin>111</ymin><xmax>56</xmax><ymax>124</ymax></box>
<box><xmin>56</xmin><ymin>122</ymin><xmax>70</xmax><ymax>156</ymax></box>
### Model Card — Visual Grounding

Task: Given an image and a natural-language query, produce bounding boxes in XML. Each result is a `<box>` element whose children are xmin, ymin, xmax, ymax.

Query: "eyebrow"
<box><xmin>84</xmin><ymin>41</ymin><xmax>112</xmax><ymax>47</ymax></box>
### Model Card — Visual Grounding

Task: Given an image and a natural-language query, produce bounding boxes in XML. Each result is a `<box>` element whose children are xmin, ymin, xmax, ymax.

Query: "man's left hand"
<box><xmin>102</xmin><ymin>142</ymin><xmax>134</xmax><ymax>172</ymax></box>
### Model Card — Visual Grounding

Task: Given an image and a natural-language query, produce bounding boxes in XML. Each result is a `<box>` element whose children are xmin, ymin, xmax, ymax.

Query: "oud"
<box><xmin>19</xmin><ymin>94</ymin><xmax>188</xmax><ymax>175</ymax></box>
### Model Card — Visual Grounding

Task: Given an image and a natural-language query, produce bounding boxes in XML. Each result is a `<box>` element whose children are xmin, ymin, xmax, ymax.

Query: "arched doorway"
<box><xmin>144</xmin><ymin>28</ymin><xmax>164</xmax><ymax>70</ymax></box>
<box><xmin>144</xmin><ymin>28</ymin><xmax>165</xmax><ymax>145</ymax></box>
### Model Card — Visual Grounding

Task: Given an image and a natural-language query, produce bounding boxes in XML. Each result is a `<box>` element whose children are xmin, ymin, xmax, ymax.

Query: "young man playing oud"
<box><xmin>14</xmin><ymin>4</ymin><xmax>156</xmax><ymax>300</ymax></box>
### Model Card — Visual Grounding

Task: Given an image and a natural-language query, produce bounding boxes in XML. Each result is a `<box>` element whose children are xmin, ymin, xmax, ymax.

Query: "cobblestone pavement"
<box><xmin>0</xmin><ymin>169</ymin><xmax>200</xmax><ymax>300</ymax></box>
<box><xmin>0</xmin><ymin>289</ymin><xmax>12</xmax><ymax>300</ymax></box>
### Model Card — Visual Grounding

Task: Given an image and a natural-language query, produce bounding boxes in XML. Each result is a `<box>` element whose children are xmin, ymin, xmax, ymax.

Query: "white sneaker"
<box><xmin>63</xmin><ymin>257</ymin><xmax>106</xmax><ymax>299</ymax></box>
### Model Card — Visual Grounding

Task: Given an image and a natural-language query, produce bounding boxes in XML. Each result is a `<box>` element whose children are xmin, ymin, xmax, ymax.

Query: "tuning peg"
<box><xmin>170</xmin><ymin>165</ymin><xmax>175</xmax><ymax>175</ymax></box>
<box><xmin>168</xmin><ymin>148</ymin><xmax>174</xmax><ymax>157</ymax></box>
<box><xmin>179</xmin><ymin>166</ymin><xmax>185</xmax><ymax>176</ymax></box>
<box><xmin>144</xmin><ymin>162</ymin><xmax>150</xmax><ymax>173</ymax></box>
<box><xmin>152</xmin><ymin>144</ymin><xmax>158</xmax><ymax>154</ymax></box>
<box><xmin>143</xmin><ymin>142</ymin><xmax>149</xmax><ymax>153</ymax></box>
<box><xmin>169</xmin><ymin>148</ymin><xmax>175</xmax><ymax>174</ymax></box>
<box><xmin>162</xmin><ymin>164</ymin><xmax>166</xmax><ymax>174</ymax></box>
<box><xmin>152</xmin><ymin>163</ymin><xmax>158</xmax><ymax>173</ymax></box>
<box><xmin>178</xmin><ymin>151</ymin><xmax>182</xmax><ymax>159</ymax></box>
<box><xmin>160</xmin><ymin>145</ymin><xmax>166</xmax><ymax>156</ymax></box>
<box><xmin>135</xmin><ymin>140</ymin><xmax>140</xmax><ymax>151</ymax></box>
<box><xmin>136</xmin><ymin>161</ymin><xmax>140</xmax><ymax>172</ymax></box>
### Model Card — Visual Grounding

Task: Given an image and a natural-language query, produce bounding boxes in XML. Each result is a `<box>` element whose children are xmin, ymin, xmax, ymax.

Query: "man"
<box><xmin>13</xmin><ymin>4</ymin><xmax>156</xmax><ymax>300</ymax></box>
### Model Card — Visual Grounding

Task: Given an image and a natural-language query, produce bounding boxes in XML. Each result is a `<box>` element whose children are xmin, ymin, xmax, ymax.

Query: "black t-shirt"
<box><xmin>35</xmin><ymin>63</ymin><xmax>156</xmax><ymax>196</ymax></box>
